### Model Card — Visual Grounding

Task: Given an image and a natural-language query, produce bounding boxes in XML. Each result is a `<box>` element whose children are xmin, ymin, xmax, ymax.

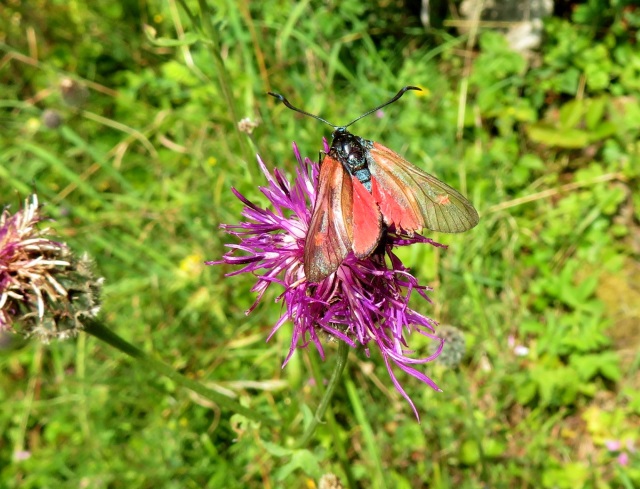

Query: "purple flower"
<box><xmin>13</xmin><ymin>450</ymin><xmax>31</xmax><ymax>462</ymax></box>
<box><xmin>605</xmin><ymin>440</ymin><xmax>622</xmax><ymax>451</ymax></box>
<box><xmin>209</xmin><ymin>143</ymin><xmax>447</xmax><ymax>418</ymax></box>
<box><xmin>605</xmin><ymin>438</ymin><xmax>637</xmax><ymax>467</ymax></box>
<box><xmin>618</xmin><ymin>452</ymin><xmax>629</xmax><ymax>466</ymax></box>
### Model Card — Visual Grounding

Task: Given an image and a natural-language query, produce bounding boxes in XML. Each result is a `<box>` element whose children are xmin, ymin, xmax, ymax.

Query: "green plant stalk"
<box><xmin>193</xmin><ymin>0</ymin><xmax>252</xmax><ymax>166</ymax></box>
<box><xmin>457</xmin><ymin>370</ymin><xmax>489</xmax><ymax>484</ymax></box>
<box><xmin>345</xmin><ymin>377</ymin><xmax>387</xmax><ymax>489</ymax></box>
<box><xmin>323</xmin><ymin>406</ymin><xmax>358</xmax><ymax>489</ymax></box>
<box><xmin>296</xmin><ymin>340</ymin><xmax>350</xmax><ymax>448</ymax></box>
<box><xmin>83</xmin><ymin>318</ymin><xmax>274</xmax><ymax>426</ymax></box>
<box><xmin>306</xmin><ymin>345</ymin><xmax>357</xmax><ymax>487</ymax></box>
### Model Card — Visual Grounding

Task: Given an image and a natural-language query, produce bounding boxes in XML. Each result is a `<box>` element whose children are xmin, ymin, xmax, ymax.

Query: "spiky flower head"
<box><xmin>0</xmin><ymin>195</ymin><xmax>103</xmax><ymax>342</ymax></box>
<box><xmin>60</xmin><ymin>78</ymin><xmax>89</xmax><ymax>108</ymax></box>
<box><xmin>210</xmin><ymin>144</ymin><xmax>447</xmax><ymax>418</ymax></box>
<box><xmin>319</xmin><ymin>473</ymin><xmax>344</xmax><ymax>489</ymax></box>
<box><xmin>431</xmin><ymin>325</ymin><xmax>466</xmax><ymax>368</ymax></box>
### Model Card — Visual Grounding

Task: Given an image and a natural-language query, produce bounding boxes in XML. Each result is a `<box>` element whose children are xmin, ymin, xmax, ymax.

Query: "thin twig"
<box><xmin>485</xmin><ymin>172</ymin><xmax>626</xmax><ymax>214</ymax></box>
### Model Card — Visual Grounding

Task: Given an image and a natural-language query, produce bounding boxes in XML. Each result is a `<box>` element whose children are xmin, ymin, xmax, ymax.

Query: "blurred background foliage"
<box><xmin>1</xmin><ymin>0</ymin><xmax>639</xmax><ymax>487</ymax></box>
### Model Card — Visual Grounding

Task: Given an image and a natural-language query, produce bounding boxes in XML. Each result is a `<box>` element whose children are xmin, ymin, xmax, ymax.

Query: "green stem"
<box><xmin>83</xmin><ymin>318</ymin><xmax>274</xmax><ymax>426</ymax></box>
<box><xmin>296</xmin><ymin>340</ymin><xmax>350</xmax><ymax>448</ymax></box>
<box><xmin>323</xmin><ymin>405</ymin><xmax>357</xmax><ymax>489</ymax></box>
<box><xmin>192</xmin><ymin>0</ymin><xmax>252</xmax><ymax>167</ymax></box>
<box><xmin>456</xmin><ymin>370</ymin><xmax>489</xmax><ymax>485</ymax></box>
<box><xmin>307</xmin><ymin>345</ymin><xmax>357</xmax><ymax>487</ymax></box>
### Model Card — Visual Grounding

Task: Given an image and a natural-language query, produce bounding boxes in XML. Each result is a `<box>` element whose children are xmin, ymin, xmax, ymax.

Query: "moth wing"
<box><xmin>304</xmin><ymin>156</ymin><xmax>354</xmax><ymax>283</ymax></box>
<box><xmin>350</xmin><ymin>176</ymin><xmax>383</xmax><ymax>259</ymax></box>
<box><xmin>368</xmin><ymin>142</ymin><xmax>479</xmax><ymax>233</ymax></box>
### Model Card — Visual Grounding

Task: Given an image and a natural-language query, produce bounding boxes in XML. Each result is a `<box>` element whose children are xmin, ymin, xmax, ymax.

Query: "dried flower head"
<box><xmin>238</xmin><ymin>117</ymin><xmax>260</xmax><ymax>135</ymax></box>
<box><xmin>431</xmin><ymin>324</ymin><xmax>466</xmax><ymax>368</ymax></box>
<box><xmin>41</xmin><ymin>109</ymin><xmax>63</xmax><ymax>129</ymax></box>
<box><xmin>60</xmin><ymin>78</ymin><xmax>89</xmax><ymax>107</ymax></box>
<box><xmin>0</xmin><ymin>195</ymin><xmax>103</xmax><ymax>342</ymax></box>
<box><xmin>319</xmin><ymin>473</ymin><xmax>344</xmax><ymax>489</ymax></box>
<box><xmin>210</xmin><ymin>144</ymin><xmax>447</xmax><ymax>418</ymax></box>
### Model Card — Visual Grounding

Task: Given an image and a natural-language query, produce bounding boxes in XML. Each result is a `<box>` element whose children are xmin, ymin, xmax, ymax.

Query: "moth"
<box><xmin>269</xmin><ymin>86</ymin><xmax>479</xmax><ymax>283</ymax></box>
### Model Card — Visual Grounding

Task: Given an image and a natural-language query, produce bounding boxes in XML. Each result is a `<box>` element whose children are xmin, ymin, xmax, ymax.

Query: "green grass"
<box><xmin>1</xmin><ymin>1</ymin><xmax>639</xmax><ymax>488</ymax></box>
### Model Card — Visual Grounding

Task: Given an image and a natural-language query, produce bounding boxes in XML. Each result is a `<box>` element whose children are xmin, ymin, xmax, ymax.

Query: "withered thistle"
<box><xmin>0</xmin><ymin>194</ymin><xmax>103</xmax><ymax>342</ymax></box>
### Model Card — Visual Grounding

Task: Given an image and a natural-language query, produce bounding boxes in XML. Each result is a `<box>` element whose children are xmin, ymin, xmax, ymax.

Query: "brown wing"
<box><xmin>304</xmin><ymin>155</ymin><xmax>354</xmax><ymax>283</ymax></box>
<box><xmin>368</xmin><ymin>142</ymin><xmax>479</xmax><ymax>233</ymax></box>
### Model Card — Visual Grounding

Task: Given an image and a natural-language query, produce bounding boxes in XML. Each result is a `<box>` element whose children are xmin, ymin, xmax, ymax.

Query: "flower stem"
<box><xmin>456</xmin><ymin>370</ymin><xmax>489</xmax><ymax>484</ymax></box>
<box><xmin>83</xmin><ymin>318</ymin><xmax>274</xmax><ymax>426</ymax></box>
<box><xmin>177</xmin><ymin>0</ymin><xmax>252</xmax><ymax>167</ymax></box>
<box><xmin>296</xmin><ymin>341</ymin><xmax>350</xmax><ymax>448</ymax></box>
<box><xmin>322</xmin><ymin>403</ymin><xmax>358</xmax><ymax>489</ymax></box>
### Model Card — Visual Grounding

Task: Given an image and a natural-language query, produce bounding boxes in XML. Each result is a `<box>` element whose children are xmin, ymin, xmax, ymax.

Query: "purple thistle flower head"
<box><xmin>209</xmin><ymin>143</ymin><xmax>448</xmax><ymax>418</ymax></box>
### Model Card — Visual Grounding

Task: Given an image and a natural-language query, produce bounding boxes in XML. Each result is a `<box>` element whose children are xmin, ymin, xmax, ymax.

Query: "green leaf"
<box><xmin>459</xmin><ymin>439</ymin><xmax>480</xmax><ymax>465</ymax></box>
<box><xmin>274</xmin><ymin>449</ymin><xmax>322</xmax><ymax>480</ymax></box>
<box><xmin>516</xmin><ymin>380</ymin><xmax>538</xmax><ymax>405</ymax></box>
<box><xmin>559</xmin><ymin>99</ymin><xmax>584</xmax><ymax>129</ymax></box>
<box><xmin>262</xmin><ymin>441</ymin><xmax>294</xmax><ymax>458</ymax></box>
<box><xmin>526</xmin><ymin>124</ymin><xmax>590</xmax><ymax>148</ymax></box>
<box><xmin>143</xmin><ymin>24</ymin><xmax>200</xmax><ymax>46</ymax></box>
<box><xmin>588</xmin><ymin>121</ymin><xmax>617</xmax><ymax>141</ymax></box>
<box><xmin>483</xmin><ymin>438</ymin><xmax>507</xmax><ymax>458</ymax></box>
<box><xmin>585</xmin><ymin>97</ymin><xmax>608</xmax><ymax>130</ymax></box>
<box><xmin>571</xmin><ymin>355</ymin><xmax>600</xmax><ymax>380</ymax></box>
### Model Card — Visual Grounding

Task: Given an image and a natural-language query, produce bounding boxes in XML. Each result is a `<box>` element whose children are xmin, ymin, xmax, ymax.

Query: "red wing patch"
<box><xmin>371</xmin><ymin>176</ymin><xmax>423</xmax><ymax>233</ymax></box>
<box><xmin>351</xmin><ymin>176</ymin><xmax>383</xmax><ymax>258</ymax></box>
<box><xmin>368</xmin><ymin>142</ymin><xmax>479</xmax><ymax>233</ymax></box>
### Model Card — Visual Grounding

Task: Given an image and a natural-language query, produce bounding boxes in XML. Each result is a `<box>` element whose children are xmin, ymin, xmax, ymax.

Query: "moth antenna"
<box><xmin>343</xmin><ymin>86</ymin><xmax>422</xmax><ymax>128</ymax></box>
<box><xmin>268</xmin><ymin>92</ymin><xmax>337</xmax><ymax>129</ymax></box>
